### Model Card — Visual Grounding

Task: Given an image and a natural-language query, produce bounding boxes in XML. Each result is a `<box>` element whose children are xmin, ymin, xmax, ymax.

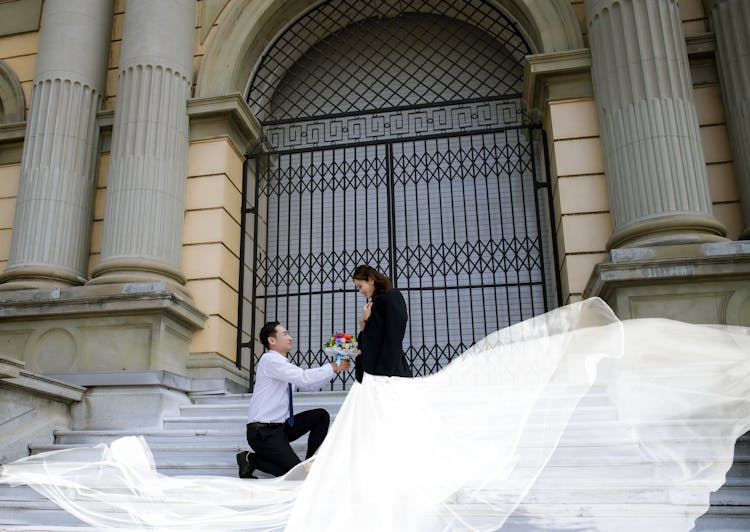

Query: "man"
<box><xmin>237</xmin><ymin>321</ymin><xmax>350</xmax><ymax>478</ymax></box>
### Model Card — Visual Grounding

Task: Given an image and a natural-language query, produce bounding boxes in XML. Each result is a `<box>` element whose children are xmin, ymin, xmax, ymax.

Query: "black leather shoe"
<box><xmin>236</xmin><ymin>451</ymin><xmax>257</xmax><ymax>479</ymax></box>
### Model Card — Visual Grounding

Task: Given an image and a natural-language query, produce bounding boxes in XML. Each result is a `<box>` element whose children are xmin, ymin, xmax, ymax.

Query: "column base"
<box><xmin>89</xmin><ymin>257</ymin><xmax>189</xmax><ymax>298</ymax></box>
<box><xmin>0</xmin><ymin>283</ymin><xmax>206</xmax><ymax>376</ymax></box>
<box><xmin>584</xmin><ymin>241</ymin><xmax>750</xmax><ymax>325</ymax></box>
<box><xmin>607</xmin><ymin>214</ymin><xmax>728</xmax><ymax>249</ymax></box>
<box><xmin>0</xmin><ymin>265</ymin><xmax>87</xmax><ymax>290</ymax></box>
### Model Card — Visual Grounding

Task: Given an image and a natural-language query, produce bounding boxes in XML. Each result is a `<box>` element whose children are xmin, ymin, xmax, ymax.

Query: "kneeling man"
<box><xmin>237</xmin><ymin>321</ymin><xmax>349</xmax><ymax>478</ymax></box>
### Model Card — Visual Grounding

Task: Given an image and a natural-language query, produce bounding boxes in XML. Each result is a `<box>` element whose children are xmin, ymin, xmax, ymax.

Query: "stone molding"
<box><xmin>584</xmin><ymin>241</ymin><xmax>750</xmax><ymax>324</ymax></box>
<box><xmin>195</xmin><ymin>0</ymin><xmax>584</xmax><ymax>98</ymax></box>
<box><xmin>187</xmin><ymin>93</ymin><xmax>263</xmax><ymax>154</ymax></box>
<box><xmin>0</xmin><ymin>356</ymin><xmax>85</xmax><ymax>403</ymax></box>
<box><xmin>46</xmin><ymin>370</ymin><xmax>193</xmax><ymax>393</ymax></box>
<box><xmin>0</xmin><ymin>60</ymin><xmax>25</xmax><ymax>124</ymax></box>
<box><xmin>0</xmin><ymin>282</ymin><xmax>206</xmax><ymax>330</ymax></box>
<box><xmin>522</xmin><ymin>48</ymin><xmax>592</xmax><ymax>118</ymax></box>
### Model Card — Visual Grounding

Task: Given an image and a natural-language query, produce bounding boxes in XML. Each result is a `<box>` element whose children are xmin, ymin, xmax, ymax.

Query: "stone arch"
<box><xmin>194</xmin><ymin>0</ymin><xmax>583</xmax><ymax>99</ymax></box>
<box><xmin>0</xmin><ymin>60</ymin><xmax>26</xmax><ymax>123</ymax></box>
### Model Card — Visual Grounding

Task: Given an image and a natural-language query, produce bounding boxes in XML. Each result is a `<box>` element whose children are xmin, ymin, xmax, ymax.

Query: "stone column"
<box><xmin>585</xmin><ymin>0</ymin><xmax>727</xmax><ymax>248</ymax></box>
<box><xmin>90</xmin><ymin>0</ymin><xmax>195</xmax><ymax>291</ymax></box>
<box><xmin>705</xmin><ymin>0</ymin><xmax>750</xmax><ymax>239</ymax></box>
<box><xmin>0</xmin><ymin>0</ymin><xmax>113</xmax><ymax>288</ymax></box>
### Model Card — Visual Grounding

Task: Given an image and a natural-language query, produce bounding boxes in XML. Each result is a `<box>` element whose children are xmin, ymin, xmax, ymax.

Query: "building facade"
<box><xmin>0</xmin><ymin>0</ymin><xmax>748</xmax><ymax>460</ymax></box>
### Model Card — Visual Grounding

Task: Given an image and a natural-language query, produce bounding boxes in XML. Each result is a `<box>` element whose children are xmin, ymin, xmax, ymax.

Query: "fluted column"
<box><xmin>586</xmin><ymin>0</ymin><xmax>727</xmax><ymax>248</ymax></box>
<box><xmin>705</xmin><ymin>0</ymin><xmax>750</xmax><ymax>239</ymax></box>
<box><xmin>0</xmin><ymin>0</ymin><xmax>113</xmax><ymax>288</ymax></box>
<box><xmin>90</xmin><ymin>0</ymin><xmax>194</xmax><ymax>289</ymax></box>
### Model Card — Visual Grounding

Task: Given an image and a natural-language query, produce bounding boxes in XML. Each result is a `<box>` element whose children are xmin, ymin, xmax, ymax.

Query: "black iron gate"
<box><xmin>240</xmin><ymin>120</ymin><xmax>559</xmax><ymax>390</ymax></box>
<box><xmin>235</xmin><ymin>0</ymin><xmax>561</xmax><ymax>389</ymax></box>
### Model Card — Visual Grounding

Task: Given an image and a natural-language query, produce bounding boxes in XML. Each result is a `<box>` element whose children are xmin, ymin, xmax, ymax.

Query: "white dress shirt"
<box><xmin>247</xmin><ymin>350</ymin><xmax>336</xmax><ymax>423</ymax></box>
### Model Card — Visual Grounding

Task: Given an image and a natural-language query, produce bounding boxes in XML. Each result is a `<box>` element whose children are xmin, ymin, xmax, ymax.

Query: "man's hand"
<box><xmin>331</xmin><ymin>359</ymin><xmax>351</xmax><ymax>372</ymax></box>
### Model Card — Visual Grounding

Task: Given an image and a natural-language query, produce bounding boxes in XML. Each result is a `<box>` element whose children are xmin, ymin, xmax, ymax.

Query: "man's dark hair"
<box><xmin>259</xmin><ymin>321</ymin><xmax>280</xmax><ymax>350</ymax></box>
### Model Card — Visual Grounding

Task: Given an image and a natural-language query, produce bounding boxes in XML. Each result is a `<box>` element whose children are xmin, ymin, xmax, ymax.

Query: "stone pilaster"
<box><xmin>705</xmin><ymin>0</ymin><xmax>750</xmax><ymax>239</ymax></box>
<box><xmin>90</xmin><ymin>0</ymin><xmax>195</xmax><ymax>291</ymax></box>
<box><xmin>585</xmin><ymin>0</ymin><xmax>726</xmax><ymax>248</ymax></box>
<box><xmin>0</xmin><ymin>0</ymin><xmax>113</xmax><ymax>288</ymax></box>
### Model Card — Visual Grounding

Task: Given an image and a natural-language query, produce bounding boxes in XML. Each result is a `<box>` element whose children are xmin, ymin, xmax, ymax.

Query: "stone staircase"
<box><xmin>1</xmin><ymin>389</ymin><xmax>748</xmax><ymax>530</ymax></box>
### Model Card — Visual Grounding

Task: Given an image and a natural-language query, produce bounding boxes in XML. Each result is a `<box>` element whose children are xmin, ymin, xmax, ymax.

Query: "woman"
<box><xmin>351</xmin><ymin>264</ymin><xmax>413</xmax><ymax>382</ymax></box>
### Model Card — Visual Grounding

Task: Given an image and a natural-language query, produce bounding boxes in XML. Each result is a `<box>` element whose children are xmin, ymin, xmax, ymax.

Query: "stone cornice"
<box><xmin>95</xmin><ymin>94</ymin><xmax>264</xmax><ymax>154</ymax></box>
<box><xmin>187</xmin><ymin>93</ymin><xmax>262</xmax><ymax>154</ymax></box>
<box><xmin>523</xmin><ymin>48</ymin><xmax>592</xmax><ymax>118</ymax></box>
<box><xmin>584</xmin><ymin>241</ymin><xmax>750</xmax><ymax>299</ymax></box>
<box><xmin>0</xmin><ymin>282</ymin><xmax>207</xmax><ymax>331</ymax></box>
<box><xmin>523</xmin><ymin>33</ymin><xmax>718</xmax><ymax>117</ymax></box>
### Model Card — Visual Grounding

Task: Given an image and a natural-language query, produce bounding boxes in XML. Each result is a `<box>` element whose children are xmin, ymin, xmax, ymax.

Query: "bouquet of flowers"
<box><xmin>323</xmin><ymin>332</ymin><xmax>359</xmax><ymax>367</ymax></box>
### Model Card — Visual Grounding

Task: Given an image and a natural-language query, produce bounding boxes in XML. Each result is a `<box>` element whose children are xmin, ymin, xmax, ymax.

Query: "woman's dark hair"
<box><xmin>351</xmin><ymin>264</ymin><xmax>392</xmax><ymax>296</ymax></box>
<box><xmin>259</xmin><ymin>321</ymin><xmax>280</xmax><ymax>350</ymax></box>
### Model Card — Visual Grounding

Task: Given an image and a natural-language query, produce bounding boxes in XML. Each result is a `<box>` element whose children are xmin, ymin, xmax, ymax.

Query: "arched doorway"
<box><xmin>239</xmin><ymin>0</ymin><xmax>560</xmax><ymax>389</ymax></box>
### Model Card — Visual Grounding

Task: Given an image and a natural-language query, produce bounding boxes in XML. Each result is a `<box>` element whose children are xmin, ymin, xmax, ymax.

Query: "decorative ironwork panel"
<box><xmin>265</xmin><ymin>99</ymin><xmax>529</xmax><ymax>151</ymax></box>
<box><xmin>247</xmin><ymin>126</ymin><xmax>554</xmax><ymax>389</ymax></box>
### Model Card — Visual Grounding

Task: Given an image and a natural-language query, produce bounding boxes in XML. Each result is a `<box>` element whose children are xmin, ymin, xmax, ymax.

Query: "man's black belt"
<box><xmin>248</xmin><ymin>421</ymin><xmax>282</xmax><ymax>428</ymax></box>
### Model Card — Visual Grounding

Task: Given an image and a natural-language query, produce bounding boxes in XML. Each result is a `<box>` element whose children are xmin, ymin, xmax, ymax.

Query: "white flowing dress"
<box><xmin>2</xmin><ymin>297</ymin><xmax>749</xmax><ymax>531</ymax></box>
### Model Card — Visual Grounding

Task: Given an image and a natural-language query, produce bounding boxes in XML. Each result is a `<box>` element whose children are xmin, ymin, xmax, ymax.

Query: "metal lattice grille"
<box><xmin>240</xmin><ymin>1</ymin><xmax>559</xmax><ymax>389</ymax></box>
<box><xmin>248</xmin><ymin>0</ymin><xmax>531</xmax><ymax>123</ymax></box>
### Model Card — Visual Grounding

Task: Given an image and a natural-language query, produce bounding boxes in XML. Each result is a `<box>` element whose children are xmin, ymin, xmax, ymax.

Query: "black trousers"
<box><xmin>246</xmin><ymin>408</ymin><xmax>330</xmax><ymax>477</ymax></box>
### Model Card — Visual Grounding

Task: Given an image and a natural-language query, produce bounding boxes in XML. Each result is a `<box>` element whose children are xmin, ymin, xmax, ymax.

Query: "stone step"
<box><xmin>188</xmin><ymin>391</ymin><xmax>348</xmax><ymax>405</ymax></box>
<box><xmin>27</xmin><ymin>442</ymin><xmax>748</xmax><ymax>477</ymax></box>
<box><xmin>48</xmin><ymin>430</ymin><xmax>749</xmax><ymax>463</ymax></box>
<box><xmin>155</xmin><ymin>415</ymin><xmax>739</xmax><ymax>444</ymax></box>
<box><xmin>2</xmin><ymin>497</ymin><xmax>746</xmax><ymax>531</ymax></box>
<box><xmin>1</xmin><ymin>479</ymin><xmax>747</xmax><ymax>505</ymax></box>
<box><xmin>5</xmin><ymin>390</ymin><xmax>748</xmax><ymax>531</ymax></box>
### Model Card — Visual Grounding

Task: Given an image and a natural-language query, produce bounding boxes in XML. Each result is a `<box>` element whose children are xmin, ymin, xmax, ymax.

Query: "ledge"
<box><xmin>686</xmin><ymin>33</ymin><xmax>715</xmax><ymax>57</ymax></box>
<box><xmin>46</xmin><ymin>369</ymin><xmax>193</xmax><ymax>393</ymax></box>
<box><xmin>187</xmin><ymin>93</ymin><xmax>263</xmax><ymax>154</ymax></box>
<box><xmin>0</xmin><ymin>356</ymin><xmax>85</xmax><ymax>403</ymax></box>
<box><xmin>0</xmin><ymin>282</ymin><xmax>207</xmax><ymax>331</ymax></box>
<box><xmin>523</xmin><ymin>49</ymin><xmax>593</xmax><ymax>118</ymax></box>
<box><xmin>584</xmin><ymin>241</ymin><xmax>750</xmax><ymax>298</ymax></box>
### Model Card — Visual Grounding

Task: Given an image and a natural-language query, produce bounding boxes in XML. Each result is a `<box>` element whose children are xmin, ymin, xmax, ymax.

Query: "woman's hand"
<box><xmin>359</xmin><ymin>302</ymin><xmax>373</xmax><ymax>330</ymax></box>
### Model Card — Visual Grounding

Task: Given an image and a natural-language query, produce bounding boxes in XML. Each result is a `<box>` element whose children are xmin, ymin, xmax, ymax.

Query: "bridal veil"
<box><xmin>2</xmin><ymin>297</ymin><xmax>749</xmax><ymax>531</ymax></box>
